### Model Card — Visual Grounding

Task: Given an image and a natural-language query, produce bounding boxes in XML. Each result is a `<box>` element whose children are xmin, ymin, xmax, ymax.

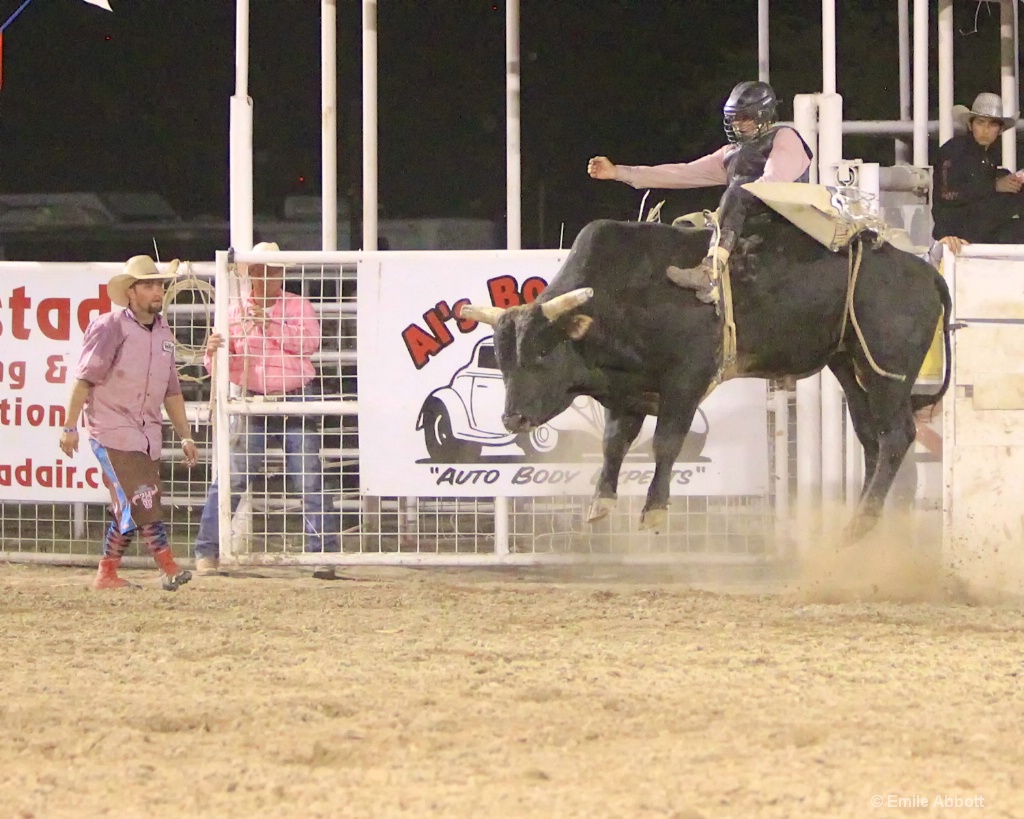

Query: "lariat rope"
<box><xmin>163</xmin><ymin>261</ymin><xmax>215</xmax><ymax>384</ymax></box>
<box><xmin>162</xmin><ymin>260</ymin><xmax>217</xmax><ymax>448</ymax></box>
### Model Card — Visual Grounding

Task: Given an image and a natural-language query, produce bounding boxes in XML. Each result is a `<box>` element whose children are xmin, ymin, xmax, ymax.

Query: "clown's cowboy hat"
<box><xmin>107</xmin><ymin>255</ymin><xmax>181</xmax><ymax>307</ymax></box>
<box><xmin>953</xmin><ymin>92</ymin><xmax>1017</xmax><ymax>132</ymax></box>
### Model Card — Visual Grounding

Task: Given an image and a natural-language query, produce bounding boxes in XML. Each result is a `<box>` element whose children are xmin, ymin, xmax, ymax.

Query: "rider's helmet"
<box><xmin>723</xmin><ymin>81</ymin><xmax>779</xmax><ymax>143</ymax></box>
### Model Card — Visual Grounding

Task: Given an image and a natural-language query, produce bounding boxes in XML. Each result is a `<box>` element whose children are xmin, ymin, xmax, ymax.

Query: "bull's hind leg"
<box><xmin>829</xmin><ymin>355</ymin><xmax>879</xmax><ymax>499</ymax></box>
<box><xmin>845</xmin><ymin>382</ymin><xmax>917</xmax><ymax>543</ymax></box>
<box><xmin>587</xmin><ymin>407</ymin><xmax>645</xmax><ymax>523</ymax></box>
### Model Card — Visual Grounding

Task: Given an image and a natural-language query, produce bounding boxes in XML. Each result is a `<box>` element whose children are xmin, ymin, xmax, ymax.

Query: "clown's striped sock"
<box><xmin>103</xmin><ymin>522</ymin><xmax>133</xmax><ymax>559</ymax></box>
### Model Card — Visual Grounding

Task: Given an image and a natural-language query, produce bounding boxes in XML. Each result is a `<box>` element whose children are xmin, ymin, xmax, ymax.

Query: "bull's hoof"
<box><xmin>639</xmin><ymin>507</ymin><xmax>668</xmax><ymax>533</ymax></box>
<box><xmin>841</xmin><ymin>514</ymin><xmax>880</xmax><ymax>546</ymax></box>
<box><xmin>586</xmin><ymin>496</ymin><xmax>617</xmax><ymax>523</ymax></box>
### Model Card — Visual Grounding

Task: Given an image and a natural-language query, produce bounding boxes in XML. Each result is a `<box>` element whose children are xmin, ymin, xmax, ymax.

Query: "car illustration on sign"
<box><xmin>416</xmin><ymin>337</ymin><xmax>708</xmax><ymax>463</ymax></box>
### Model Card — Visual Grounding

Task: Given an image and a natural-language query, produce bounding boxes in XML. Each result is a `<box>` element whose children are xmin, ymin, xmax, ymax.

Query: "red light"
<box><xmin>298</xmin><ymin>176</ymin><xmax>306</xmax><ymax>183</ymax></box>
<box><xmin>104</xmin><ymin>35</ymin><xmax>111</xmax><ymax>41</ymax></box>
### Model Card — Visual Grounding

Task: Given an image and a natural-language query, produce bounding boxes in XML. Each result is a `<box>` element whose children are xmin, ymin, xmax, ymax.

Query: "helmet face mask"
<box><xmin>723</xmin><ymin>81</ymin><xmax>779</xmax><ymax>143</ymax></box>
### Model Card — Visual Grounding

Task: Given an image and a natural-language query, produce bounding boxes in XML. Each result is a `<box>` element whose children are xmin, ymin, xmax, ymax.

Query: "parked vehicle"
<box><xmin>417</xmin><ymin>337</ymin><xmax>708</xmax><ymax>463</ymax></box>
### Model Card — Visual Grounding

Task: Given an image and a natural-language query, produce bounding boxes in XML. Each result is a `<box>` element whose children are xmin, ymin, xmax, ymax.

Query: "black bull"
<box><xmin>460</xmin><ymin>217</ymin><xmax>951</xmax><ymax>541</ymax></box>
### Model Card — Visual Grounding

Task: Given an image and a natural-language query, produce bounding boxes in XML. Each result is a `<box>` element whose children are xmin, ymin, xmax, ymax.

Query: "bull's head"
<box><xmin>460</xmin><ymin>288</ymin><xmax>596</xmax><ymax>433</ymax></box>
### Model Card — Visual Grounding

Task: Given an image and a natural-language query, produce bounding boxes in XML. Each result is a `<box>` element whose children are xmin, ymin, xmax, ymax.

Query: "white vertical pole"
<box><xmin>495</xmin><ymin>0</ymin><xmax>521</xmax><ymax>556</ymax></box>
<box><xmin>858</xmin><ymin>162</ymin><xmax>881</xmax><ymax>209</ymax></box>
<box><xmin>322</xmin><ymin>0</ymin><xmax>338</xmax><ymax>251</ymax></box>
<box><xmin>214</xmin><ymin>251</ymin><xmax>234</xmax><ymax>560</ymax></box>
<box><xmin>845</xmin><ymin>419</ymin><xmax>865</xmax><ymax>508</ymax></box>
<box><xmin>227</xmin><ymin>0</ymin><xmax>253</xmax><ymax>560</ymax></box>
<box><xmin>941</xmin><ymin>249</ymin><xmax>958</xmax><ymax>549</ymax></box>
<box><xmin>73</xmin><ymin>502</ymin><xmax>85</xmax><ymax>539</ymax></box>
<box><xmin>773</xmin><ymin>385</ymin><xmax>789</xmax><ymax>526</ymax></box>
<box><xmin>506</xmin><ymin>0</ymin><xmax>522</xmax><ymax>251</ymax></box>
<box><xmin>796</xmin><ymin>375</ymin><xmax>822</xmax><ymax>522</ymax></box>
<box><xmin>817</xmin><ymin>95</ymin><xmax>844</xmax><ymax>191</ymax></box>
<box><xmin>323</xmin><ymin>1</ymin><xmax>350</xmax><ymax>544</ymax></box>
<box><xmin>362</xmin><ymin>0</ymin><xmax>378</xmax><ymax>251</ymax></box>
<box><xmin>912</xmin><ymin>0</ymin><xmax>929</xmax><ymax>166</ymax></box>
<box><xmin>1016</xmin><ymin>0</ymin><xmax>1021</xmax><ymax>151</ymax></box>
<box><xmin>1000</xmin><ymin>0</ymin><xmax>1017</xmax><ymax>171</ymax></box>
<box><xmin>793</xmin><ymin>94</ymin><xmax>820</xmax><ymax>183</ymax></box>
<box><xmin>360</xmin><ymin>0</ymin><xmax>381</xmax><ymax>533</ymax></box>
<box><xmin>758</xmin><ymin>0</ymin><xmax>770</xmax><ymax>83</ymax></box>
<box><xmin>897</xmin><ymin>0</ymin><xmax>911</xmax><ymax>163</ymax></box>
<box><xmin>818</xmin><ymin>92</ymin><xmax>845</xmax><ymax>508</ymax></box>
<box><xmin>1016</xmin><ymin>0</ymin><xmax>1021</xmax><ymax>149</ymax></box>
<box><xmin>938</xmin><ymin>0</ymin><xmax>954</xmax><ymax>146</ymax></box>
<box><xmin>230</xmin><ymin>0</ymin><xmax>253</xmax><ymax>251</ymax></box>
<box><xmin>821</xmin><ymin>0</ymin><xmax>836</xmax><ymax>95</ymax></box>
<box><xmin>792</xmin><ymin>94</ymin><xmax>821</xmax><ymax>525</ymax></box>
<box><xmin>846</xmin><ymin>162</ymin><xmax>877</xmax><ymax>507</ymax></box>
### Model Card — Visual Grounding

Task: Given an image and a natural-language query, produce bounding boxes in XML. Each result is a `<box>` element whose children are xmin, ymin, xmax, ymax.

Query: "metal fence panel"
<box><xmin>1</xmin><ymin>254</ymin><xmax>788</xmax><ymax>566</ymax></box>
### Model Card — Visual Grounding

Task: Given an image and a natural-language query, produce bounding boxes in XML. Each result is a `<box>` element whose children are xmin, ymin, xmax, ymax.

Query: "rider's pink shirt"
<box><xmin>613</xmin><ymin>127</ymin><xmax>811</xmax><ymax>189</ymax></box>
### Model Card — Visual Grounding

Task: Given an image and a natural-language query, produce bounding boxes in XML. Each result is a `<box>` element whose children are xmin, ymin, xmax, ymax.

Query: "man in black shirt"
<box><xmin>933</xmin><ymin>92</ymin><xmax>1024</xmax><ymax>243</ymax></box>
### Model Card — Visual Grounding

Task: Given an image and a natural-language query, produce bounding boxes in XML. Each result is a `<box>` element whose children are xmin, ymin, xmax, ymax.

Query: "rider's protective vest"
<box><xmin>723</xmin><ymin>126</ymin><xmax>813</xmax><ymax>187</ymax></box>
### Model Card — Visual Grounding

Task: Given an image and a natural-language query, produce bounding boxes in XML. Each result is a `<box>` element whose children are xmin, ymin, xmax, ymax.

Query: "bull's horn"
<box><xmin>459</xmin><ymin>304</ymin><xmax>506</xmax><ymax>326</ymax></box>
<box><xmin>540</xmin><ymin>287</ymin><xmax>594</xmax><ymax>322</ymax></box>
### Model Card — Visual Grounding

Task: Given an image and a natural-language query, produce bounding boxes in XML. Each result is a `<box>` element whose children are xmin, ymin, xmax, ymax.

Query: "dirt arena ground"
<box><xmin>1</xmin><ymin>543</ymin><xmax>1022</xmax><ymax>819</ymax></box>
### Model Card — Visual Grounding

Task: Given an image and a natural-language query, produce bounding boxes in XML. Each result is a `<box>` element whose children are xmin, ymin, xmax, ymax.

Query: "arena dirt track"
<box><xmin>1</xmin><ymin>557</ymin><xmax>1022</xmax><ymax>819</ymax></box>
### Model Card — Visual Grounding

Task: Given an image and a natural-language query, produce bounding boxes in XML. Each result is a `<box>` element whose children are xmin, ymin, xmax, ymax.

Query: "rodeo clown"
<box><xmin>59</xmin><ymin>255</ymin><xmax>197</xmax><ymax>591</ymax></box>
<box><xmin>588</xmin><ymin>80</ymin><xmax>813</xmax><ymax>303</ymax></box>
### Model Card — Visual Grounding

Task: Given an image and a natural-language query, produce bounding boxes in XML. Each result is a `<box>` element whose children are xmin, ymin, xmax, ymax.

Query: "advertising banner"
<box><xmin>357</xmin><ymin>252</ymin><xmax>769</xmax><ymax>497</ymax></box>
<box><xmin>0</xmin><ymin>264</ymin><xmax>119</xmax><ymax>502</ymax></box>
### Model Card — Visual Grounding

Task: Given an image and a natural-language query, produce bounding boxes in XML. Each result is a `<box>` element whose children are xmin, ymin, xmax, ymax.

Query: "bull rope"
<box><xmin>712</xmin><ymin>227</ymin><xmax>739</xmax><ymax>381</ymax></box>
<box><xmin>839</xmin><ymin>235</ymin><xmax>907</xmax><ymax>382</ymax></box>
<box><xmin>699</xmin><ymin>210</ymin><xmax>738</xmax><ymax>386</ymax></box>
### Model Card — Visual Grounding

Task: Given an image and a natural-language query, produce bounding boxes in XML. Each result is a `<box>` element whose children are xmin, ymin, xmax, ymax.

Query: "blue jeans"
<box><xmin>194</xmin><ymin>408</ymin><xmax>338</xmax><ymax>557</ymax></box>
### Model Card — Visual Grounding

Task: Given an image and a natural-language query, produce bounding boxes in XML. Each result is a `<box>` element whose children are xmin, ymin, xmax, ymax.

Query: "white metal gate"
<box><xmin>943</xmin><ymin>246</ymin><xmax>1024</xmax><ymax>597</ymax></box>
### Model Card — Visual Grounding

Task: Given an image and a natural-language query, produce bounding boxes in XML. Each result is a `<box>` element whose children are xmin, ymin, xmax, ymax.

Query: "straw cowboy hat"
<box><xmin>247</xmin><ymin>241</ymin><xmax>284</xmax><ymax>273</ymax></box>
<box><xmin>953</xmin><ymin>92</ymin><xmax>1017</xmax><ymax>132</ymax></box>
<box><xmin>107</xmin><ymin>255</ymin><xmax>181</xmax><ymax>307</ymax></box>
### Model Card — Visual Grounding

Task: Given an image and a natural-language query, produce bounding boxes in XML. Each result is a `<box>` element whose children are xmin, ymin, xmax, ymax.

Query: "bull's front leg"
<box><xmin>640</xmin><ymin>397</ymin><xmax>703</xmax><ymax>533</ymax></box>
<box><xmin>587</xmin><ymin>407</ymin><xmax>645</xmax><ymax>523</ymax></box>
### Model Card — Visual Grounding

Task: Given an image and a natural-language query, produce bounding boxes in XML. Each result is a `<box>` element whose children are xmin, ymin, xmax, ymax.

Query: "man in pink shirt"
<box><xmin>193</xmin><ymin>242</ymin><xmax>338</xmax><ymax>573</ymax></box>
<box><xmin>588</xmin><ymin>81</ymin><xmax>812</xmax><ymax>304</ymax></box>
<box><xmin>59</xmin><ymin>255</ymin><xmax>197</xmax><ymax>591</ymax></box>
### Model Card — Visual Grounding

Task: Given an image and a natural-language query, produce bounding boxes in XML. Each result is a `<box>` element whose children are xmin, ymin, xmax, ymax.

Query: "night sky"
<box><xmin>0</xmin><ymin>0</ymin><xmax>1016</xmax><ymax>246</ymax></box>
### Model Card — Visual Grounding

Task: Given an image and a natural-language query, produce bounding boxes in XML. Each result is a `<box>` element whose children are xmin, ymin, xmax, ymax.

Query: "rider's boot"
<box><xmin>666</xmin><ymin>228</ymin><xmax>736</xmax><ymax>304</ymax></box>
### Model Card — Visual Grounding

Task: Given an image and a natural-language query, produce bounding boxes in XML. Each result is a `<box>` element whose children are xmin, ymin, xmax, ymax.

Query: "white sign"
<box><xmin>357</xmin><ymin>252</ymin><xmax>769</xmax><ymax>497</ymax></box>
<box><xmin>0</xmin><ymin>263</ymin><xmax>119</xmax><ymax>502</ymax></box>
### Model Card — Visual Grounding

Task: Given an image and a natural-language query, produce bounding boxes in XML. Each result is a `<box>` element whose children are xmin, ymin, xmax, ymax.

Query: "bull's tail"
<box><xmin>910</xmin><ymin>271</ymin><xmax>953</xmax><ymax>413</ymax></box>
